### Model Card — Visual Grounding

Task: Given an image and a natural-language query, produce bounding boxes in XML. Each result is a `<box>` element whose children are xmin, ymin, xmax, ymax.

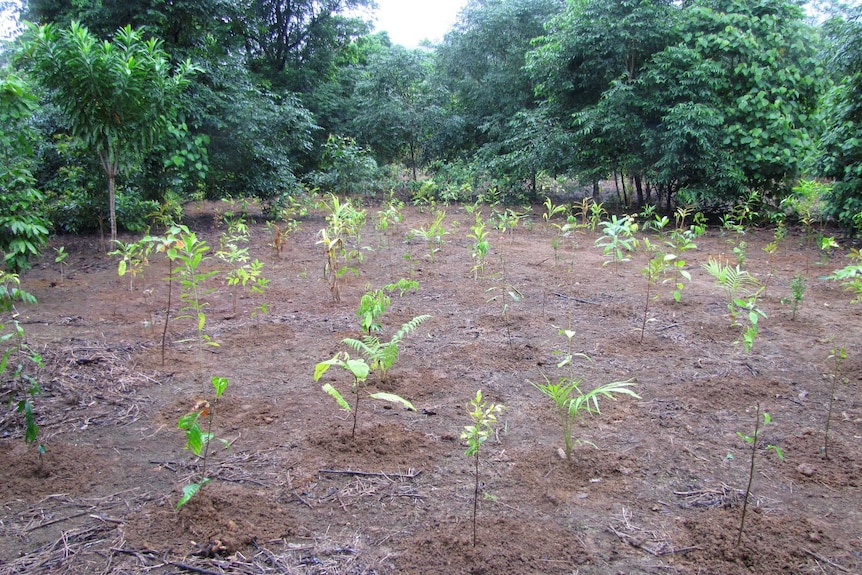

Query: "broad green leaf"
<box><xmin>176</xmin><ymin>477</ymin><xmax>210</xmax><ymax>509</ymax></box>
<box><xmin>212</xmin><ymin>376</ymin><xmax>228</xmax><ymax>398</ymax></box>
<box><xmin>369</xmin><ymin>392</ymin><xmax>416</xmax><ymax>411</ymax></box>
<box><xmin>322</xmin><ymin>383</ymin><xmax>351</xmax><ymax>412</ymax></box>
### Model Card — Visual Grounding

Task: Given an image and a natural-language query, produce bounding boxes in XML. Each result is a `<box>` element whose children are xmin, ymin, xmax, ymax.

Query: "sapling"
<box><xmin>168</xmin><ymin>231</ymin><xmax>219</xmax><ymax>359</ymax></box>
<box><xmin>531</xmin><ymin>329</ymin><xmax>639</xmax><ymax>459</ymax></box>
<box><xmin>640</xmin><ymin>245</ymin><xmax>673</xmax><ymax>343</ymax></box>
<box><xmin>595</xmin><ymin>214</ymin><xmax>639</xmax><ymax>274</ymax></box>
<box><xmin>824</xmin><ymin>346</ymin><xmax>847</xmax><ymax>460</ymax></box>
<box><xmin>177</xmin><ymin>376</ymin><xmax>230</xmax><ymax>509</ymax></box>
<box><xmin>542</xmin><ymin>196</ymin><xmax>567</xmax><ymax>229</ymax></box>
<box><xmin>343</xmin><ymin>314</ymin><xmax>431</xmax><ymax>382</ymax></box>
<box><xmin>825</xmin><ymin>248</ymin><xmax>862</xmax><ymax>303</ymax></box>
<box><xmin>410</xmin><ymin>209</ymin><xmax>447</xmax><ymax>262</ymax></box>
<box><xmin>736</xmin><ymin>404</ymin><xmax>784</xmax><ymax>546</ymax></box>
<box><xmin>110</xmin><ymin>238</ymin><xmax>151</xmax><ymax>291</ymax></box>
<box><xmin>317</xmin><ymin>228</ymin><xmax>344</xmax><ymax>302</ymax></box>
<box><xmin>356</xmin><ymin>279</ymin><xmax>419</xmax><ymax>333</ymax></box>
<box><xmin>468</xmin><ymin>213</ymin><xmax>490</xmax><ymax>280</ymax></box>
<box><xmin>782</xmin><ymin>273</ymin><xmax>806</xmax><ymax>320</ymax></box>
<box><xmin>53</xmin><ymin>246</ymin><xmax>69</xmax><ymax>285</ymax></box>
<box><xmin>460</xmin><ymin>390</ymin><xmax>505</xmax><ymax>547</ymax></box>
<box><xmin>314</xmin><ymin>352</ymin><xmax>416</xmax><ymax>438</ymax></box>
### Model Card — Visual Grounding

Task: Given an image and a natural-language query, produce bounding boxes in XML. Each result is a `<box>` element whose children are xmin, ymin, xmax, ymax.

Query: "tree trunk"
<box><xmin>99</xmin><ymin>148</ymin><xmax>119</xmax><ymax>246</ymax></box>
<box><xmin>634</xmin><ymin>174</ymin><xmax>644</xmax><ymax>206</ymax></box>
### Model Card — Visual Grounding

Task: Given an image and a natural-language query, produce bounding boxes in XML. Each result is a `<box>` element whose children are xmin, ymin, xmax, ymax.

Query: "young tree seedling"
<box><xmin>461</xmin><ymin>390</ymin><xmax>504</xmax><ymax>547</ymax></box>
<box><xmin>736</xmin><ymin>404</ymin><xmax>784</xmax><ymax>547</ymax></box>
<box><xmin>176</xmin><ymin>376</ymin><xmax>230</xmax><ymax>508</ymax></box>
<box><xmin>824</xmin><ymin>346</ymin><xmax>848</xmax><ymax>460</ymax></box>
<box><xmin>53</xmin><ymin>246</ymin><xmax>69</xmax><ymax>285</ymax></box>
<box><xmin>314</xmin><ymin>352</ymin><xmax>416</xmax><ymax>438</ymax></box>
<box><xmin>343</xmin><ymin>314</ymin><xmax>431</xmax><ymax>382</ymax></box>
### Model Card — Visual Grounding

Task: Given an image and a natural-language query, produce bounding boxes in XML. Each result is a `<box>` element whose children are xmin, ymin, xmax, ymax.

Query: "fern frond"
<box><xmin>391</xmin><ymin>314</ymin><xmax>431</xmax><ymax>345</ymax></box>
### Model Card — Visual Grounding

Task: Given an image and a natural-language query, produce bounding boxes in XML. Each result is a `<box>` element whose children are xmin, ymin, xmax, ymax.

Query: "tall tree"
<box><xmin>23</xmin><ymin>21</ymin><xmax>197</xmax><ymax>242</ymax></box>
<box><xmin>818</xmin><ymin>5</ymin><xmax>862</xmax><ymax>231</ymax></box>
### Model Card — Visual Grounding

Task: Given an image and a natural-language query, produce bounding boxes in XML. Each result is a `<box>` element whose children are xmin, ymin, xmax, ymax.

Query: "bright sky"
<box><xmin>367</xmin><ymin>0</ymin><xmax>469</xmax><ymax>48</ymax></box>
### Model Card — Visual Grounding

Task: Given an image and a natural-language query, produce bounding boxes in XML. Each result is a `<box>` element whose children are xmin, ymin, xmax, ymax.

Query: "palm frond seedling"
<box><xmin>595</xmin><ymin>214</ymin><xmax>639</xmax><ymax>274</ymax></box>
<box><xmin>824</xmin><ymin>346</ymin><xmax>848</xmax><ymax>460</ymax></box>
<box><xmin>176</xmin><ymin>376</ymin><xmax>230</xmax><ymax>509</ymax></box>
<box><xmin>314</xmin><ymin>352</ymin><xmax>416</xmax><ymax>438</ymax></box>
<box><xmin>587</xmin><ymin>200</ymin><xmax>607</xmax><ymax>231</ymax></box>
<box><xmin>542</xmin><ymin>196</ymin><xmax>567</xmax><ymax>229</ymax></box>
<box><xmin>342</xmin><ymin>314</ymin><xmax>431</xmax><ymax>382</ymax></box>
<box><xmin>410</xmin><ymin>209</ymin><xmax>448</xmax><ymax>262</ymax></box>
<box><xmin>468</xmin><ymin>213</ymin><xmax>490</xmax><ymax>280</ymax></box>
<box><xmin>53</xmin><ymin>246</ymin><xmax>69</xmax><ymax>285</ymax></box>
<box><xmin>736</xmin><ymin>404</ymin><xmax>784</xmax><ymax>547</ymax></box>
<box><xmin>460</xmin><ymin>390</ymin><xmax>505</xmax><ymax>547</ymax></box>
<box><xmin>532</xmin><ymin>330</ymin><xmax>638</xmax><ymax>460</ymax></box>
<box><xmin>702</xmin><ymin>257</ymin><xmax>762</xmax><ymax>326</ymax></box>
<box><xmin>674</xmin><ymin>205</ymin><xmax>694</xmax><ymax>231</ymax></box>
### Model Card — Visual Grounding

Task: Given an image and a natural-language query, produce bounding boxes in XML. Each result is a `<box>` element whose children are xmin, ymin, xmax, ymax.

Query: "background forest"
<box><xmin>1</xmin><ymin>0</ymin><xmax>862</xmax><ymax>270</ymax></box>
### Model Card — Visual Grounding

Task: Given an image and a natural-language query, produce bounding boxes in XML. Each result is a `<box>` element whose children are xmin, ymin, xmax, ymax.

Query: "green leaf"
<box><xmin>211</xmin><ymin>376</ymin><xmax>228</xmax><ymax>398</ymax></box>
<box><xmin>369</xmin><ymin>392</ymin><xmax>416</xmax><ymax>411</ymax></box>
<box><xmin>176</xmin><ymin>477</ymin><xmax>210</xmax><ymax>509</ymax></box>
<box><xmin>322</xmin><ymin>383</ymin><xmax>352</xmax><ymax>412</ymax></box>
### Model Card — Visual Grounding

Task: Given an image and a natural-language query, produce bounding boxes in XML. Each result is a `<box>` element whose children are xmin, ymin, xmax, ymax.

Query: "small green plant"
<box><xmin>468</xmin><ymin>213</ymin><xmax>490</xmax><ymax>280</ymax></box>
<box><xmin>176</xmin><ymin>376</ymin><xmax>229</xmax><ymax>509</ymax></box>
<box><xmin>410</xmin><ymin>210</ymin><xmax>448</xmax><ymax>262</ymax></box>
<box><xmin>314</xmin><ymin>352</ymin><xmax>415</xmax><ymax>438</ymax></box>
<box><xmin>732</xmin><ymin>240</ymin><xmax>748</xmax><ymax>267</ymax></box>
<box><xmin>356</xmin><ymin>279</ymin><xmax>419</xmax><ymax>333</ymax></box>
<box><xmin>703</xmin><ymin>257</ymin><xmax>766</xmax><ymax>351</ymax></box>
<box><xmin>531</xmin><ymin>329</ymin><xmax>639</xmax><ymax>459</ymax></box>
<box><xmin>736</xmin><ymin>405</ymin><xmax>784</xmax><ymax>546</ymax></box>
<box><xmin>587</xmin><ymin>200</ymin><xmax>606</xmax><ymax>231</ymax></box>
<box><xmin>460</xmin><ymin>390</ymin><xmax>505</xmax><ymax>547</ymax></box>
<box><xmin>595</xmin><ymin>214</ymin><xmax>639</xmax><ymax>274</ymax></box>
<box><xmin>53</xmin><ymin>246</ymin><xmax>69</xmax><ymax>285</ymax></box>
<box><xmin>640</xmin><ymin>244</ymin><xmax>674</xmax><ymax>343</ymax></box>
<box><xmin>317</xmin><ymin>228</ymin><xmax>345</xmax><ymax>303</ymax></box>
<box><xmin>486</xmin><ymin>284</ymin><xmax>523</xmax><ymax>348</ymax></box>
<box><xmin>542</xmin><ymin>196</ymin><xmax>567</xmax><ymax>228</ymax></box>
<box><xmin>110</xmin><ymin>237</ymin><xmax>151</xmax><ymax>291</ymax></box>
<box><xmin>781</xmin><ymin>273</ymin><xmax>806</xmax><ymax>320</ymax></box>
<box><xmin>168</xmin><ymin>231</ymin><xmax>219</xmax><ymax>357</ymax></box>
<box><xmin>824</xmin><ymin>346</ymin><xmax>848</xmax><ymax>460</ymax></box>
<box><xmin>825</xmin><ymin>248</ymin><xmax>862</xmax><ymax>303</ymax></box>
<box><xmin>342</xmin><ymin>314</ymin><xmax>431</xmax><ymax>382</ymax></box>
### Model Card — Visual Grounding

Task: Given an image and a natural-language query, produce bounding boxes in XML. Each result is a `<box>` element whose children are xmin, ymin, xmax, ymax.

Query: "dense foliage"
<box><xmin>0</xmin><ymin>0</ymin><xmax>859</xmax><ymax>269</ymax></box>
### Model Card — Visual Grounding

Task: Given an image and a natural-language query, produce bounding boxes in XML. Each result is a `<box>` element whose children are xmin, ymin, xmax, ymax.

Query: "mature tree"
<box><xmin>351</xmin><ymin>44</ymin><xmax>433</xmax><ymax>178</ymax></box>
<box><xmin>237</xmin><ymin>0</ymin><xmax>373</xmax><ymax>90</ymax></box>
<box><xmin>23</xmin><ymin>22</ymin><xmax>197</xmax><ymax>242</ymax></box>
<box><xmin>0</xmin><ymin>69</ymin><xmax>50</xmax><ymax>271</ymax></box>
<box><xmin>436</xmin><ymin>0</ymin><xmax>563</xmax><ymax>160</ymax></box>
<box><xmin>818</xmin><ymin>5</ymin><xmax>862</xmax><ymax>231</ymax></box>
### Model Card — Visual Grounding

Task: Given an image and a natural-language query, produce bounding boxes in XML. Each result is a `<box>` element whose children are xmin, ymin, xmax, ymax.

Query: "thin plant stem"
<box><xmin>162</xmin><ymin>257</ymin><xmax>173</xmax><ymax>367</ymax></box>
<box><xmin>738</xmin><ymin>403</ymin><xmax>761</xmax><ymax>547</ymax></box>
<box><xmin>472</xmin><ymin>451</ymin><xmax>479</xmax><ymax>546</ymax></box>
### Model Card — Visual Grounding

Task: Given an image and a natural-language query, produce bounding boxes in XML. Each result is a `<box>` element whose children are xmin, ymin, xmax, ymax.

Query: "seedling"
<box><xmin>486</xmin><ymin>284</ymin><xmax>523</xmax><ymax>348</ymax></box>
<box><xmin>314</xmin><ymin>352</ymin><xmax>416</xmax><ymax>438</ymax></box>
<box><xmin>825</xmin><ymin>248</ymin><xmax>862</xmax><ymax>303</ymax></box>
<box><xmin>531</xmin><ymin>329</ymin><xmax>638</xmax><ymax>459</ymax></box>
<box><xmin>824</xmin><ymin>346</ymin><xmax>848</xmax><ymax>460</ymax></box>
<box><xmin>736</xmin><ymin>405</ymin><xmax>784</xmax><ymax>546</ymax></box>
<box><xmin>781</xmin><ymin>273</ymin><xmax>806</xmax><ymax>320</ymax></box>
<box><xmin>1</xmin><ymin>273</ymin><xmax>43</xmax><ymax>462</ymax></box>
<box><xmin>468</xmin><ymin>213</ymin><xmax>490</xmax><ymax>280</ymax></box>
<box><xmin>460</xmin><ymin>390</ymin><xmax>505</xmax><ymax>547</ymax></box>
<box><xmin>168</xmin><ymin>231</ymin><xmax>219</xmax><ymax>359</ymax></box>
<box><xmin>176</xmin><ymin>376</ymin><xmax>230</xmax><ymax>509</ymax></box>
<box><xmin>358</xmin><ymin>279</ymin><xmax>419</xmax><ymax>333</ymax></box>
<box><xmin>410</xmin><ymin>209</ymin><xmax>447</xmax><ymax>262</ymax></box>
<box><xmin>595</xmin><ymin>215</ymin><xmax>639</xmax><ymax>274</ymax></box>
<box><xmin>587</xmin><ymin>201</ymin><xmax>606</xmax><ymax>231</ymax></box>
<box><xmin>702</xmin><ymin>257</ymin><xmax>762</xmax><ymax>326</ymax></box>
<box><xmin>110</xmin><ymin>238</ymin><xmax>151</xmax><ymax>291</ymax></box>
<box><xmin>53</xmin><ymin>246</ymin><xmax>69</xmax><ymax>285</ymax></box>
<box><xmin>343</xmin><ymin>314</ymin><xmax>431</xmax><ymax>382</ymax></box>
<box><xmin>317</xmin><ymin>228</ymin><xmax>345</xmax><ymax>303</ymax></box>
<box><xmin>640</xmin><ymin>245</ymin><xmax>674</xmax><ymax>343</ymax></box>
<box><xmin>542</xmin><ymin>196</ymin><xmax>567</xmax><ymax>229</ymax></box>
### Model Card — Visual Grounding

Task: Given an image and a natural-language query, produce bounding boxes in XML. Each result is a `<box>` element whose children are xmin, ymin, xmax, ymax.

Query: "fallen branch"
<box><xmin>804</xmin><ymin>549</ymin><xmax>851</xmax><ymax>573</ymax></box>
<box><xmin>319</xmin><ymin>468</ymin><xmax>422</xmax><ymax>480</ymax></box>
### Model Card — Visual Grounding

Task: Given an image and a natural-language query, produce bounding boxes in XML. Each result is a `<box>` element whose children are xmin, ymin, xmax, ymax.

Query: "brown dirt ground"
<box><xmin>1</xmin><ymin>200</ymin><xmax>861</xmax><ymax>575</ymax></box>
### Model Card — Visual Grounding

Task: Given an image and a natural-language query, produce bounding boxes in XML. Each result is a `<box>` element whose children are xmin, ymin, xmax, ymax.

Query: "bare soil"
<box><xmin>1</xmin><ymin>201</ymin><xmax>860</xmax><ymax>575</ymax></box>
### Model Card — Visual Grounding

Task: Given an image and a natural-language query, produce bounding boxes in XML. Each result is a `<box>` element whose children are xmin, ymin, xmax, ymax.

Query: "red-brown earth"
<box><xmin>1</xmin><ymin>200</ymin><xmax>860</xmax><ymax>574</ymax></box>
